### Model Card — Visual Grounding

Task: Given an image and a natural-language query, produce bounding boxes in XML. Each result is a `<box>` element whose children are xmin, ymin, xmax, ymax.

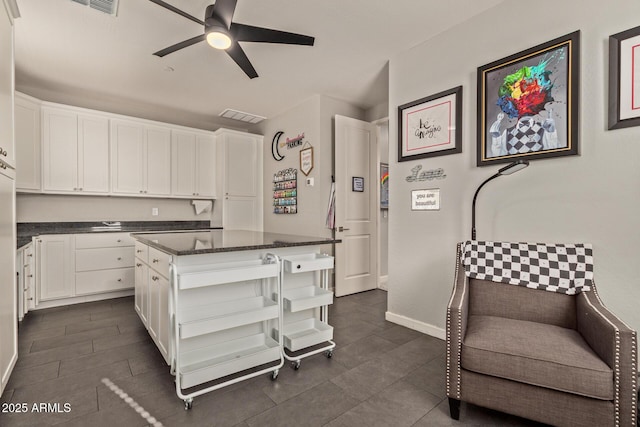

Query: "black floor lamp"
<box><xmin>471</xmin><ymin>160</ymin><xmax>529</xmax><ymax>240</ymax></box>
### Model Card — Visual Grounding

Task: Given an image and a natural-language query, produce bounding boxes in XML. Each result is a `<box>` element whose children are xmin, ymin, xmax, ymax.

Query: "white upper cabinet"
<box><xmin>216</xmin><ymin>129</ymin><xmax>263</xmax><ymax>231</ymax></box>
<box><xmin>42</xmin><ymin>106</ymin><xmax>110</xmax><ymax>194</ymax></box>
<box><xmin>78</xmin><ymin>114</ymin><xmax>110</xmax><ymax>192</ymax></box>
<box><xmin>111</xmin><ymin>119</ymin><xmax>171</xmax><ymax>196</ymax></box>
<box><xmin>16</xmin><ymin>96</ymin><xmax>256</xmax><ymax>200</ymax></box>
<box><xmin>219</xmin><ymin>130</ymin><xmax>261</xmax><ymax>197</ymax></box>
<box><xmin>171</xmin><ymin>130</ymin><xmax>216</xmax><ymax>198</ymax></box>
<box><xmin>15</xmin><ymin>93</ymin><xmax>41</xmax><ymax>191</ymax></box>
<box><xmin>146</xmin><ymin>126</ymin><xmax>172</xmax><ymax>196</ymax></box>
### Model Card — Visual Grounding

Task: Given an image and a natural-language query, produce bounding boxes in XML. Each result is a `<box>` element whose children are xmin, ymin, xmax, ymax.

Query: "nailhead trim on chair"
<box><xmin>446</xmin><ymin>245</ymin><xmax>463</xmax><ymax>399</ymax></box>
<box><xmin>585</xmin><ymin>283</ymin><xmax>638</xmax><ymax>426</ymax></box>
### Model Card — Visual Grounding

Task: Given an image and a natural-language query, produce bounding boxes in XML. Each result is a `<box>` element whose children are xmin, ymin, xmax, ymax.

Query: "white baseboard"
<box><xmin>385</xmin><ymin>311</ymin><xmax>445</xmax><ymax>340</ymax></box>
<box><xmin>378</xmin><ymin>275</ymin><xmax>388</xmax><ymax>291</ymax></box>
<box><xmin>33</xmin><ymin>289</ymin><xmax>134</xmax><ymax>310</ymax></box>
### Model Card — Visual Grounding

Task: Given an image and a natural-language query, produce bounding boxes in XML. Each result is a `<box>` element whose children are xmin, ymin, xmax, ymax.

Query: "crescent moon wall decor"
<box><xmin>271</xmin><ymin>131</ymin><xmax>285</xmax><ymax>161</ymax></box>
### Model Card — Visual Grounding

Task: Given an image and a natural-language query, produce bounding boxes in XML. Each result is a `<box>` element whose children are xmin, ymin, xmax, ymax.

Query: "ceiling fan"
<box><xmin>149</xmin><ymin>0</ymin><xmax>315</xmax><ymax>79</ymax></box>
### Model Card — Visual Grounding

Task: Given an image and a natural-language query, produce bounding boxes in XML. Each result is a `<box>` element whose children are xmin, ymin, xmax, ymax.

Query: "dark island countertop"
<box><xmin>131</xmin><ymin>229</ymin><xmax>340</xmax><ymax>256</ymax></box>
<box><xmin>17</xmin><ymin>221</ymin><xmax>216</xmax><ymax>249</ymax></box>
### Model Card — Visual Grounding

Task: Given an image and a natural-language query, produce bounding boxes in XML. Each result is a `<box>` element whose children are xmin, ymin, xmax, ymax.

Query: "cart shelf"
<box><xmin>177</xmin><ymin>261</ymin><xmax>280</xmax><ymax>290</ymax></box>
<box><xmin>278</xmin><ymin>318</ymin><xmax>334</xmax><ymax>352</ymax></box>
<box><xmin>283</xmin><ymin>286</ymin><xmax>333</xmax><ymax>312</ymax></box>
<box><xmin>179</xmin><ymin>296</ymin><xmax>279</xmax><ymax>339</ymax></box>
<box><xmin>179</xmin><ymin>333</ymin><xmax>281</xmax><ymax>388</ymax></box>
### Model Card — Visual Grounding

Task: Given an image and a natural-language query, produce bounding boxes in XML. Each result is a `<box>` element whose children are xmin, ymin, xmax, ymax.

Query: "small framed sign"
<box><xmin>352</xmin><ymin>177</ymin><xmax>364</xmax><ymax>192</ymax></box>
<box><xmin>411</xmin><ymin>189</ymin><xmax>440</xmax><ymax>211</ymax></box>
<box><xmin>300</xmin><ymin>144</ymin><xmax>314</xmax><ymax>176</ymax></box>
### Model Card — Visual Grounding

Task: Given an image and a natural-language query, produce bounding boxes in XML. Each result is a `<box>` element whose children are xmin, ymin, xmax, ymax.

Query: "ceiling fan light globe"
<box><xmin>206</xmin><ymin>31</ymin><xmax>232</xmax><ymax>50</ymax></box>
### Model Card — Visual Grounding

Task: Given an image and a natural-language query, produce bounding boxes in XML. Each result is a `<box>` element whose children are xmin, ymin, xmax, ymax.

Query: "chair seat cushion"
<box><xmin>462</xmin><ymin>315</ymin><xmax>613</xmax><ymax>400</ymax></box>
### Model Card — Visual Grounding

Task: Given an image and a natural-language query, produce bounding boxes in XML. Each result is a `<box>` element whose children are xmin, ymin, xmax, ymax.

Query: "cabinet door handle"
<box><xmin>136</xmin><ymin>263</ymin><xmax>142</xmax><ymax>267</ymax></box>
<box><xmin>152</xmin><ymin>258</ymin><xmax>159</xmax><ymax>263</ymax></box>
<box><xmin>136</xmin><ymin>249</ymin><xmax>142</xmax><ymax>253</ymax></box>
<box><xmin>117</xmin><ymin>278</ymin><xmax>122</xmax><ymax>282</ymax></box>
<box><xmin>152</xmin><ymin>276</ymin><xmax>159</xmax><ymax>281</ymax></box>
<box><xmin>117</xmin><ymin>239</ymin><xmax>122</xmax><ymax>243</ymax></box>
<box><xmin>117</xmin><ymin>257</ymin><xmax>122</xmax><ymax>261</ymax></box>
<box><xmin>27</xmin><ymin>254</ymin><xmax>32</xmax><ymax>257</ymax></box>
<box><xmin>27</xmin><ymin>274</ymin><xmax>33</xmax><ymax>278</ymax></box>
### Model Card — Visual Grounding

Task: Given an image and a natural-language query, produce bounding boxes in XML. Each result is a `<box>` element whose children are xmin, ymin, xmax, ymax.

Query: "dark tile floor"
<box><xmin>0</xmin><ymin>289</ymin><xmax>545</xmax><ymax>426</ymax></box>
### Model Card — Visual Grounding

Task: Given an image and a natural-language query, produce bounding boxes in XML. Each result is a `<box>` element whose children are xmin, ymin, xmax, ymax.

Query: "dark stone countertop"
<box><xmin>17</xmin><ymin>221</ymin><xmax>217</xmax><ymax>250</ymax></box>
<box><xmin>131</xmin><ymin>229</ymin><xmax>340</xmax><ymax>256</ymax></box>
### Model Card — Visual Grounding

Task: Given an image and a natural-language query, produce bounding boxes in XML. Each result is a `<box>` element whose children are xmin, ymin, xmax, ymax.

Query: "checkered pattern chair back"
<box><xmin>462</xmin><ymin>241</ymin><xmax>593</xmax><ymax>295</ymax></box>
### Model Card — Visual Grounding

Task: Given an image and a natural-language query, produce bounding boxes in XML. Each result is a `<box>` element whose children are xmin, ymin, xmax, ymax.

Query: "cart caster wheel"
<box><xmin>325</xmin><ymin>350</ymin><xmax>333</xmax><ymax>359</ymax></box>
<box><xmin>292</xmin><ymin>360</ymin><xmax>301</xmax><ymax>370</ymax></box>
<box><xmin>271</xmin><ymin>370</ymin><xmax>279</xmax><ymax>381</ymax></box>
<box><xmin>184</xmin><ymin>399</ymin><xmax>193</xmax><ymax>410</ymax></box>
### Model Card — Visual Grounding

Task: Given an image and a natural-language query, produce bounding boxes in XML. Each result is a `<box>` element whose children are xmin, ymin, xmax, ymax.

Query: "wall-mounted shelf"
<box><xmin>273</xmin><ymin>168</ymin><xmax>297</xmax><ymax>214</ymax></box>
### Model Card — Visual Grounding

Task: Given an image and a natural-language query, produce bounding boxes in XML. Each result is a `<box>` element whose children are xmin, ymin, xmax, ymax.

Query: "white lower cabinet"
<box><xmin>33</xmin><ymin>232</ymin><xmax>136</xmax><ymax>308</ymax></box>
<box><xmin>16</xmin><ymin>242</ymin><xmax>35</xmax><ymax>320</ymax></box>
<box><xmin>134</xmin><ymin>259</ymin><xmax>149</xmax><ymax>325</ymax></box>
<box><xmin>74</xmin><ymin>232</ymin><xmax>135</xmax><ymax>296</ymax></box>
<box><xmin>149</xmin><ymin>271</ymin><xmax>169</xmax><ymax>363</ymax></box>
<box><xmin>135</xmin><ymin>242</ymin><xmax>169</xmax><ymax>363</ymax></box>
<box><xmin>36</xmin><ymin>235</ymin><xmax>74</xmax><ymax>302</ymax></box>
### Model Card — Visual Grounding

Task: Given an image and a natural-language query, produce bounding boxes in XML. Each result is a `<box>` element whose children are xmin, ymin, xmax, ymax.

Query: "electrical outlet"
<box><xmin>152</xmin><ymin>208</ymin><xmax>159</xmax><ymax>216</ymax></box>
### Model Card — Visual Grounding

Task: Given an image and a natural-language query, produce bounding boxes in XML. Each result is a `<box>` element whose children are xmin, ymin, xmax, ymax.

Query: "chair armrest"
<box><xmin>446</xmin><ymin>243</ymin><xmax>470</xmax><ymax>400</ymax></box>
<box><xmin>577</xmin><ymin>284</ymin><xmax>637</xmax><ymax>426</ymax></box>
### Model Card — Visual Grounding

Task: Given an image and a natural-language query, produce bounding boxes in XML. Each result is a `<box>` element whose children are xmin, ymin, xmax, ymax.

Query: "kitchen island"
<box><xmin>130</xmin><ymin>229</ymin><xmax>340</xmax><ymax>408</ymax></box>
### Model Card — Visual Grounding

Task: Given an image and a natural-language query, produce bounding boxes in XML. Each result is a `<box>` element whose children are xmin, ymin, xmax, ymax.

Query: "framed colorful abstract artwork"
<box><xmin>398</xmin><ymin>86</ymin><xmax>462</xmax><ymax>162</ymax></box>
<box><xmin>608</xmin><ymin>25</ymin><xmax>640</xmax><ymax>130</ymax></box>
<box><xmin>477</xmin><ymin>31</ymin><xmax>580</xmax><ymax>166</ymax></box>
<box><xmin>380</xmin><ymin>163</ymin><xmax>389</xmax><ymax>209</ymax></box>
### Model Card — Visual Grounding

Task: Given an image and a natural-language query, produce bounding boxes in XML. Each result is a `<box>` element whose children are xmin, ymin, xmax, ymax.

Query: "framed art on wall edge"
<box><xmin>477</xmin><ymin>31</ymin><xmax>580</xmax><ymax>167</ymax></box>
<box><xmin>608</xmin><ymin>25</ymin><xmax>640</xmax><ymax>130</ymax></box>
<box><xmin>398</xmin><ymin>86</ymin><xmax>462</xmax><ymax>162</ymax></box>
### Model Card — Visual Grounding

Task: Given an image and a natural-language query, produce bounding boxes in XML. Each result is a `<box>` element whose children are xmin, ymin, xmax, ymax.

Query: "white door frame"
<box><xmin>333</xmin><ymin>115</ymin><xmax>378</xmax><ymax>297</ymax></box>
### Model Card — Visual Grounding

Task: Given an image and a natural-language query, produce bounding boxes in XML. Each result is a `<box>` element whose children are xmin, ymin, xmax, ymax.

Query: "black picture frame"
<box><xmin>608</xmin><ymin>25</ymin><xmax>640</xmax><ymax>130</ymax></box>
<box><xmin>352</xmin><ymin>177</ymin><xmax>364</xmax><ymax>192</ymax></box>
<box><xmin>477</xmin><ymin>31</ymin><xmax>580</xmax><ymax>166</ymax></box>
<box><xmin>398</xmin><ymin>86</ymin><xmax>462</xmax><ymax>162</ymax></box>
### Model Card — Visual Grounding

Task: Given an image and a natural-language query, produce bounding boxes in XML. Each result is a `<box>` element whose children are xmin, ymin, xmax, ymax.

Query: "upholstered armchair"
<box><xmin>446</xmin><ymin>242</ymin><xmax>637</xmax><ymax>426</ymax></box>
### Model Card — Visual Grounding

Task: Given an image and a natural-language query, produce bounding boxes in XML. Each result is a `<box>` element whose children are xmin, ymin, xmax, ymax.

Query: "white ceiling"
<box><xmin>14</xmin><ymin>0</ymin><xmax>504</xmax><ymax>131</ymax></box>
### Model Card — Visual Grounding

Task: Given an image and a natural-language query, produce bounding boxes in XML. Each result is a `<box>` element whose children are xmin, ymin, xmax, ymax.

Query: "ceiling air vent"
<box><xmin>70</xmin><ymin>0</ymin><xmax>119</xmax><ymax>16</ymax></box>
<box><xmin>219</xmin><ymin>109</ymin><xmax>266</xmax><ymax>124</ymax></box>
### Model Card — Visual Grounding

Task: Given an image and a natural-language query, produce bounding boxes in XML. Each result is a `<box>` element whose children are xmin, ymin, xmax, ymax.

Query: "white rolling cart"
<box><xmin>279</xmin><ymin>253</ymin><xmax>336</xmax><ymax>370</ymax></box>
<box><xmin>170</xmin><ymin>253</ymin><xmax>284</xmax><ymax>410</ymax></box>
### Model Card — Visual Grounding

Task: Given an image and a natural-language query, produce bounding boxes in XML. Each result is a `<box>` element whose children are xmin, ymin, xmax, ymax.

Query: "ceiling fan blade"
<box><xmin>211</xmin><ymin>0</ymin><xmax>237</xmax><ymax>28</ymax></box>
<box><xmin>226</xmin><ymin>42</ymin><xmax>258</xmax><ymax>79</ymax></box>
<box><xmin>153</xmin><ymin>34</ymin><xmax>206</xmax><ymax>57</ymax></box>
<box><xmin>231</xmin><ymin>23</ymin><xmax>315</xmax><ymax>46</ymax></box>
<box><xmin>148</xmin><ymin>0</ymin><xmax>204</xmax><ymax>26</ymax></box>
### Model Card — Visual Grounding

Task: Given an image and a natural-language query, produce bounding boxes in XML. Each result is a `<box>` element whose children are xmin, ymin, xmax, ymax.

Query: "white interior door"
<box><xmin>334</xmin><ymin>115</ymin><xmax>378</xmax><ymax>297</ymax></box>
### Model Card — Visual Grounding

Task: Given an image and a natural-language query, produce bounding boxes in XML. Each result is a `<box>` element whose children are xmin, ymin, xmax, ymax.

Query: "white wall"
<box><xmin>258</xmin><ymin>95</ymin><xmax>365</xmax><ymax>238</ymax></box>
<box><xmin>388</xmin><ymin>0</ymin><xmax>640</xmax><ymax>336</ymax></box>
<box><xmin>16</xmin><ymin>194</ymin><xmax>220</xmax><ymax>225</ymax></box>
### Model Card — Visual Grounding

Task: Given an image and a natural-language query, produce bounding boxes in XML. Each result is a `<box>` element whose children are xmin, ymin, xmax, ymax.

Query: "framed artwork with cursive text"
<box><xmin>398</xmin><ymin>86</ymin><xmax>462</xmax><ymax>162</ymax></box>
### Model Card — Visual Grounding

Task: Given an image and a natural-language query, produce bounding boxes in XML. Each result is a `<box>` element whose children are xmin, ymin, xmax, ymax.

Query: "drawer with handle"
<box><xmin>75</xmin><ymin>232</ymin><xmax>135</xmax><ymax>249</ymax></box>
<box><xmin>148</xmin><ymin>247</ymin><xmax>171</xmax><ymax>278</ymax></box>
<box><xmin>135</xmin><ymin>241</ymin><xmax>149</xmax><ymax>263</ymax></box>
<box><xmin>76</xmin><ymin>247</ymin><xmax>135</xmax><ymax>272</ymax></box>
<box><xmin>76</xmin><ymin>267</ymin><xmax>134</xmax><ymax>295</ymax></box>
